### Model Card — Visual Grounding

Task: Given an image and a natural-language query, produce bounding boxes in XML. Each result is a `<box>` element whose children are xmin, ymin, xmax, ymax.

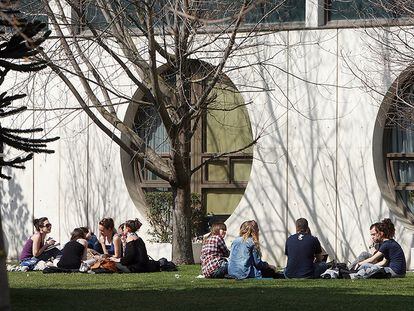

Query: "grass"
<box><xmin>8</xmin><ymin>265</ymin><xmax>414</xmax><ymax>311</ymax></box>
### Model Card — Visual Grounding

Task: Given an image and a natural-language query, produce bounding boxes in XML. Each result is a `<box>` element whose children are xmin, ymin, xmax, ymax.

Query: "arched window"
<box><xmin>384</xmin><ymin>80</ymin><xmax>414</xmax><ymax>217</ymax></box>
<box><xmin>131</xmin><ymin>67</ymin><xmax>253</xmax><ymax>226</ymax></box>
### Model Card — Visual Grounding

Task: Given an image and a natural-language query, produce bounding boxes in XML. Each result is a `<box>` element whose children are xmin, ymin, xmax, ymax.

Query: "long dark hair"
<box><xmin>33</xmin><ymin>217</ymin><xmax>48</xmax><ymax>231</ymax></box>
<box><xmin>99</xmin><ymin>217</ymin><xmax>115</xmax><ymax>230</ymax></box>
<box><xmin>378</xmin><ymin>218</ymin><xmax>395</xmax><ymax>239</ymax></box>
<box><xmin>124</xmin><ymin>219</ymin><xmax>142</xmax><ymax>233</ymax></box>
<box><xmin>71</xmin><ymin>228</ymin><xmax>86</xmax><ymax>241</ymax></box>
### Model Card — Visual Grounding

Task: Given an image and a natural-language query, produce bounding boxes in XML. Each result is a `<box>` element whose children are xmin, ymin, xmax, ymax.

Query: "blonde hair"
<box><xmin>239</xmin><ymin>220</ymin><xmax>260</xmax><ymax>254</ymax></box>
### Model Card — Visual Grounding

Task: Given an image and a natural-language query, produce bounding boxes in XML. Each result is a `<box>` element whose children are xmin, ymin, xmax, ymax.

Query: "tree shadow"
<box><xmin>0</xmin><ymin>168</ymin><xmax>30</xmax><ymax>258</ymax></box>
<box><xmin>10</xmin><ymin>285</ymin><xmax>413</xmax><ymax>311</ymax></box>
<box><xmin>226</xmin><ymin>30</ymin><xmax>389</xmax><ymax>266</ymax></box>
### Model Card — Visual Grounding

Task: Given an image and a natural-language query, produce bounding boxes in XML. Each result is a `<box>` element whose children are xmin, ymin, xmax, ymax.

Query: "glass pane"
<box><xmin>134</xmin><ymin>105</ymin><xmax>170</xmax><ymax>181</ymax></box>
<box><xmin>84</xmin><ymin>2</ymin><xmax>107</xmax><ymax>29</ymax></box>
<box><xmin>233</xmin><ymin>160</ymin><xmax>252</xmax><ymax>182</ymax></box>
<box><xmin>329</xmin><ymin>0</ymin><xmax>403</xmax><ymax>20</ymax></box>
<box><xmin>391</xmin><ymin>126</ymin><xmax>414</xmax><ymax>153</ymax></box>
<box><xmin>392</xmin><ymin>161</ymin><xmax>414</xmax><ymax>183</ymax></box>
<box><xmin>20</xmin><ymin>0</ymin><xmax>48</xmax><ymax>25</ymax></box>
<box><xmin>206</xmin><ymin>84</ymin><xmax>253</xmax><ymax>153</ymax></box>
<box><xmin>134</xmin><ymin>106</ymin><xmax>170</xmax><ymax>154</ymax></box>
<box><xmin>205</xmin><ymin>190</ymin><xmax>244</xmax><ymax>215</ymax></box>
<box><xmin>200</xmin><ymin>0</ymin><xmax>305</xmax><ymax>24</ymax></box>
<box><xmin>83</xmin><ymin>0</ymin><xmax>136</xmax><ymax>30</ymax></box>
<box><xmin>397</xmin><ymin>191</ymin><xmax>414</xmax><ymax>215</ymax></box>
<box><xmin>244</xmin><ymin>0</ymin><xmax>305</xmax><ymax>23</ymax></box>
<box><xmin>207</xmin><ymin>162</ymin><xmax>229</xmax><ymax>182</ymax></box>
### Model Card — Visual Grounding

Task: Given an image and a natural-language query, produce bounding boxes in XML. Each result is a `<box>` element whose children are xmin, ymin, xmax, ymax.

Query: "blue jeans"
<box><xmin>211</xmin><ymin>261</ymin><xmax>228</xmax><ymax>278</ymax></box>
<box><xmin>20</xmin><ymin>257</ymin><xmax>39</xmax><ymax>270</ymax></box>
<box><xmin>283</xmin><ymin>262</ymin><xmax>328</xmax><ymax>279</ymax></box>
<box><xmin>20</xmin><ymin>248</ymin><xmax>62</xmax><ymax>271</ymax></box>
<box><xmin>356</xmin><ymin>263</ymin><xmax>403</xmax><ymax>278</ymax></box>
<box><xmin>314</xmin><ymin>262</ymin><xmax>328</xmax><ymax>278</ymax></box>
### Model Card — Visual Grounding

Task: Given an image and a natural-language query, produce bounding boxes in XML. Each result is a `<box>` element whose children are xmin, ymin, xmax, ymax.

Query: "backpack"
<box><xmin>147</xmin><ymin>258</ymin><xmax>161</xmax><ymax>272</ymax></box>
<box><xmin>158</xmin><ymin>257</ymin><xmax>178</xmax><ymax>272</ymax></box>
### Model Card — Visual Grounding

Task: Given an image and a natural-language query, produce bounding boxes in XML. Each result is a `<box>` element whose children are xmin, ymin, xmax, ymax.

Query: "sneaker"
<box><xmin>33</xmin><ymin>260</ymin><xmax>46</xmax><ymax>271</ymax></box>
<box><xmin>79</xmin><ymin>262</ymin><xmax>89</xmax><ymax>273</ymax></box>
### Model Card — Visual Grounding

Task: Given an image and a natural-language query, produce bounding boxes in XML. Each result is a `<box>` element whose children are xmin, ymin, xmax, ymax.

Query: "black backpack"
<box><xmin>158</xmin><ymin>257</ymin><xmax>178</xmax><ymax>272</ymax></box>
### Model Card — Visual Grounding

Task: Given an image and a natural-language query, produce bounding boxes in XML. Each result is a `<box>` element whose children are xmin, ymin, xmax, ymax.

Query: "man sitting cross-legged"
<box><xmin>284</xmin><ymin>218</ymin><xmax>328</xmax><ymax>279</ymax></box>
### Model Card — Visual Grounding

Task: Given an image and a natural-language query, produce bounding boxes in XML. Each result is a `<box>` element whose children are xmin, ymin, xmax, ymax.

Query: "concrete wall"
<box><xmin>1</xmin><ymin>18</ymin><xmax>414</xmax><ymax>268</ymax></box>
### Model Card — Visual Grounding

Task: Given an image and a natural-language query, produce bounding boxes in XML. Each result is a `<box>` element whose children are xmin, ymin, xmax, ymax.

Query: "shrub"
<box><xmin>145</xmin><ymin>192</ymin><xmax>204</xmax><ymax>243</ymax></box>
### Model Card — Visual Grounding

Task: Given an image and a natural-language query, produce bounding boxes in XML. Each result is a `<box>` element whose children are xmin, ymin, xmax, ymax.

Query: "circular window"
<box><xmin>121</xmin><ymin>61</ymin><xmax>253</xmax><ymax>231</ymax></box>
<box><xmin>378</xmin><ymin>72</ymin><xmax>414</xmax><ymax>222</ymax></box>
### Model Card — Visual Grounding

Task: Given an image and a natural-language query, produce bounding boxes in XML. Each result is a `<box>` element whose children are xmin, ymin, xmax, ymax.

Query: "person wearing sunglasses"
<box><xmin>19</xmin><ymin>217</ymin><xmax>62</xmax><ymax>270</ymax></box>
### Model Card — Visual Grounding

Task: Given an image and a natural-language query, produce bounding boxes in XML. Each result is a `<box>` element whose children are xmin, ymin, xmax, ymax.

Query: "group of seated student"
<box><xmin>19</xmin><ymin>216</ymin><xmax>150</xmax><ymax>273</ymax></box>
<box><xmin>201</xmin><ymin>220</ymin><xmax>278</xmax><ymax>279</ymax></box>
<box><xmin>200</xmin><ymin>217</ymin><xmax>407</xmax><ymax>279</ymax></box>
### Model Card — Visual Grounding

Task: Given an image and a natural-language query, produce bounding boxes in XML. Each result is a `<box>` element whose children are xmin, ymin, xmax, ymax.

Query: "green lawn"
<box><xmin>8</xmin><ymin>266</ymin><xmax>414</xmax><ymax>311</ymax></box>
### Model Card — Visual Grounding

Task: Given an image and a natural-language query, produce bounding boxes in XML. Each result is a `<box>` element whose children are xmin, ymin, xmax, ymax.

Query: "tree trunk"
<box><xmin>171</xmin><ymin>184</ymin><xmax>194</xmax><ymax>264</ymax></box>
<box><xmin>0</xmin><ymin>212</ymin><xmax>11</xmax><ymax>311</ymax></box>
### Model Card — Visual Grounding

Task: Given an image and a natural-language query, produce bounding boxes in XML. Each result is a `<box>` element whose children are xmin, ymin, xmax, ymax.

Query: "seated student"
<box><xmin>110</xmin><ymin>219</ymin><xmax>149</xmax><ymax>273</ymax></box>
<box><xmin>80</xmin><ymin>227</ymin><xmax>100</xmax><ymax>250</ymax></box>
<box><xmin>118</xmin><ymin>223</ymin><xmax>127</xmax><ymax>255</ymax></box>
<box><xmin>57</xmin><ymin>228</ymin><xmax>88</xmax><ymax>270</ymax></box>
<box><xmin>349</xmin><ymin>222</ymin><xmax>382</xmax><ymax>270</ymax></box>
<box><xmin>227</xmin><ymin>220</ymin><xmax>277</xmax><ymax>279</ymax></box>
<box><xmin>354</xmin><ymin>218</ymin><xmax>406</xmax><ymax>278</ymax></box>
<box><xmin>200</xmin><ymin>222</ymin><xmax>230</xmax><ymax>278</ymax></box>
<box><xmin>20</xmin><ymin>217</ymin><xmax>62</xmax><ymax>269</ymax></box>
<box><xmin>98</xmin><ymin>217</ymin><xmax>122</xmax><ymax>258</ymax></box>
<box><xmin>284</xmin><ymin>218</ymin><xmax>327</xmax><ymax>279</ymax></box>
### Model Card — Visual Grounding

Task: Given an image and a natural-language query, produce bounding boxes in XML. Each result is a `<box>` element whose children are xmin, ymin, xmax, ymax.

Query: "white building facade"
<box><xmin>2</xmin><ymin>0</ymin><xmax>414</xmax><ymax>269</ymax></box>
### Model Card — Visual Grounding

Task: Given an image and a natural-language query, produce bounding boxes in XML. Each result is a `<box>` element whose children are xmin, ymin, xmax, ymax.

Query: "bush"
<box><xmin>144</xmin><ymin>192</ymin><xmax>204</xmax><ymax>243</ymax></box>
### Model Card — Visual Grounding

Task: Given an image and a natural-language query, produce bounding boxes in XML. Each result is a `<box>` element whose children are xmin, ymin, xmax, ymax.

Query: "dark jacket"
<box><xmin>120</xmin><ymin>237</ymin><xmax>149</xmax><ymax>272</ymax></box>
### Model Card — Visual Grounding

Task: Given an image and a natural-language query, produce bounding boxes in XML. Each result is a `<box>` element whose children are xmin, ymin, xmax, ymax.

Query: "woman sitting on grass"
<box><xmin>200</xmin><ymin>222</ymin><xmax>230</xmax><ymax>278</ymax></box>
<box><xmin>98</xmin><ymin>217</ymin><xmax>122</xmax><ymax>259</ymax></box>
<box><xmin>227</xmin><ymin>220</ymin><xmax>277</xmax><ymax>279</ymax></box>
<box><xmin>57</xmin><ymin>228</ymin><xmax>88</xmax><ymax>270</ymax></box>
<box><xmin>110</xmin><ymin>219</ymin><xmax>150</xmax><ymax>273</ymax></box>
<box><xmin>20</xmin><ymin>217</ymin><xmax>62</xmax><ymax>269</ymax></box>
<box><xmin>354</xmin><ymin>218</ymin><xmax>406</xmax><ymax>278</ymax></box>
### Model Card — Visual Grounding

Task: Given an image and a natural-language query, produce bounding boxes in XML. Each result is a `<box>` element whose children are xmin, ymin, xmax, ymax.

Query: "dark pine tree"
<box><xmin>0</xmin><ymin>4</ymin><xmax>58</xmax><ymax>311</ymax></box>
<box><xmin>0</xmin><ymin>12</ymin><xmax>58</xmax><ymax>179</ymax></box>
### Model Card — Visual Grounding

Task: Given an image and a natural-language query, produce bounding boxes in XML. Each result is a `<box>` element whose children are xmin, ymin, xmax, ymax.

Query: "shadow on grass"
<box><xmin>10</xmin><ymin>286</ymin><xmax>413</xmax><ymax>311</ymax></box>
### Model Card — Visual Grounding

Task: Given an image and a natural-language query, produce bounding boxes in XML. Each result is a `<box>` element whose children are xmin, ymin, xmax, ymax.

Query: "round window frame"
<box><xmin>373</xmin><ymin>66</ymin><xmax>414</xmax><ymax>225</ymax></box>
<box><xmin>120</xmin><ymin>60</ymin><xmax>254</xmax><ymax>220</ymax></box>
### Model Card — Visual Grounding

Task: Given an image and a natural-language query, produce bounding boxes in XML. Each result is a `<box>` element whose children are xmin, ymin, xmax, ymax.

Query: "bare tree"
<box><xmin>38</xmin><ymin>0</ymin><xmax>295</xmax><ymax>263</ymax></box>
<box><xmin>0</xmin><ymin>3</ymin><xmax>58</xmax><ymax>309</ymax></box>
